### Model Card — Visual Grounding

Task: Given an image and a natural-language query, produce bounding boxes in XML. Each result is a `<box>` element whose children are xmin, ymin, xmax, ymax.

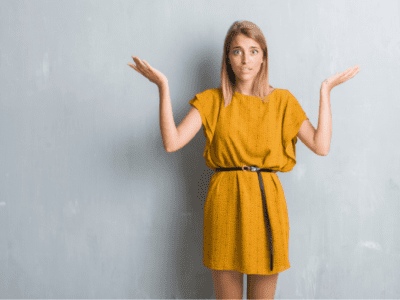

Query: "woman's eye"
<box><xmin>232</xmin><ymin>49</ymin><xmax>258</xmax><ymax>55</ymax></box>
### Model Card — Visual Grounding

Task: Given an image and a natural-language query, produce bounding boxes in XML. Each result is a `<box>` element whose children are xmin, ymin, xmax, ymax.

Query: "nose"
<box><xmin>241</xmin><ymin>52</ymin><xmax>248</xmax><ymax>64</ymax></box>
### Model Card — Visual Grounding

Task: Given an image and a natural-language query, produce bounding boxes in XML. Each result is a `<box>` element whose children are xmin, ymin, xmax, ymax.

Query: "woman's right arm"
<box><xmin>128</xmin><ymin>56</ymin><xmax>202</xmax><ymax>153</ymax></box>
<box><xmin>158</xmin><ymin>82</ymin><xmax>179</xmax><ymax>152</ymax></box>
<box><xmin>159</xmin><ymin>81</ymin><xmax>202</xmax><ymax>152</ymax></box>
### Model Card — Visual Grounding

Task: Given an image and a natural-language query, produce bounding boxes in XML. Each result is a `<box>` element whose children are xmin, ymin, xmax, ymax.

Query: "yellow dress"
<box><xmin>189</xmin><ymin>88</ymin><xmax>308</xmax><ymax>275</ymax></box>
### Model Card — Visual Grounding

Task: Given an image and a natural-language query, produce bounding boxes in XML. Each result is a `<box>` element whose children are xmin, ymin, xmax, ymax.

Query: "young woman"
<box><xmin>128</xmin><ymin>20</ymin><xmax>360</xmax><ymax>300</ymax></box>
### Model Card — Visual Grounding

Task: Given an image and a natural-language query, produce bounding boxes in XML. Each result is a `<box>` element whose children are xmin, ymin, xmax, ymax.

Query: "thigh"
<box><xmin>211</xmin><ymin>269</ymin><xmax>244</xmax><ymax>299</ymax></box>
<box><xmin>247</xmin><ymin>273</ymin><xmax>279</xmax><ymax>299</ymax></box>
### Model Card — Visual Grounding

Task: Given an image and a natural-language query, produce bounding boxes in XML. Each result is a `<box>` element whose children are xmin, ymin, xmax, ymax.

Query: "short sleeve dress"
<box><xmin>188</xmin><ymin>88</ymin><xmax>308</xmax><ymax>275</ymax></box>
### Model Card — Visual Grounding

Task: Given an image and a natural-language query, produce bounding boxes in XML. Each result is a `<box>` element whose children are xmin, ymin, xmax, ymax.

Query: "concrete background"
<box><xmin>0</xmin><ymin>0</ymin><xmax>399</xmax><ymax>298</ymax></box>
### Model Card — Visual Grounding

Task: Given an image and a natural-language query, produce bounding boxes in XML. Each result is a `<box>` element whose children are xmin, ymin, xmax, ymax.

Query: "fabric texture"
<box><xmin>189</xmin><ymin>88</ymin><xmax>308</xmax><ymax>275</ymax></box>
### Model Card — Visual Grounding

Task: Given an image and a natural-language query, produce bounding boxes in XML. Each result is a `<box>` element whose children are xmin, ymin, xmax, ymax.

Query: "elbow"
<box><xmin>319</xmin><ymin>147</ymin><xmax>329</xmax><ymax>156</ymax></box>
<box><xmin>315</xmin><ymin>144</ymin><xmax>329</xmax><ymax>156</ymax></box>
<box><xmin>165</xmin><ymin>145</ymin><xmax>176</xmax><ymax>153</ymax></box>
<box><xmin>166</xmin><ymin>140</ymin><xmax>180</xmax><ymax>153</ymax></box>
<box><xmin>164</xmin><ymin>141</ymin><xmax>174</xmax><ymax>153</ymax></box>
<box><xmin>164</xmin><ymin>144</ymin><xmax>172</xmax><ymax>153</ymax></box>
<box><xmin>165</xmin><ymin>135</ymin><xmax>179</xmax><ymax>153</ymax></box>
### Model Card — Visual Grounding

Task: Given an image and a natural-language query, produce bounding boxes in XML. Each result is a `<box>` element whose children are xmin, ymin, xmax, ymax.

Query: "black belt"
<box><xmin>215</xmin><ymin>165</ymin><xmax>277</xmax><ymax>271</ymax></box>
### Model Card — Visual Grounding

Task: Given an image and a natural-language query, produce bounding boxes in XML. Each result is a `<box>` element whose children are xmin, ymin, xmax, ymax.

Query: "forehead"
<box><xmin>230</xmin><ymin>34</ymin><xmax>261</xmax><ymax>49</ymax></box>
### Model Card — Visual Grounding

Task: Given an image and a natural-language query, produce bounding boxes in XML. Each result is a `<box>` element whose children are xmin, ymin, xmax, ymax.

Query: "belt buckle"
<box><xmin>242</xmin><ymin>165</ymin><xmax>258</xmax><ymax>172</ymax></box>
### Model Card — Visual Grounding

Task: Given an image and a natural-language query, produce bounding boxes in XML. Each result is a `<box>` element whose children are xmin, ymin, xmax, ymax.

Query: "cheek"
<box><xmin>229</xmin><ymin>58</ymin><xmax>240</xmax><ymax>70</ymax></box>
<box><xmin>229</xmin><ymin>56</ymin><xmax>237</xmax><ymax>65</ymax></box>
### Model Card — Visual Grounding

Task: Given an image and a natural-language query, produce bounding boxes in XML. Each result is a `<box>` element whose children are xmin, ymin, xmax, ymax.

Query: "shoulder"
<box><xmin>277</xmin><ymin>88</ymin><xmax>289</xmax><ymax>96</ymax></box>
<box><xmin>194</xmin><ymin>88</ymin><xmax>223</xmax><ymax>106</ymax></box>
<box><xmin>196</xmin><ymin>88</ymin><xmax>222</xmax><ymax>98</ymax></box>
<box><xmin>277</xmin><ymin>89</ymin><xmax>297</xmax><ymax>102</ymax></box>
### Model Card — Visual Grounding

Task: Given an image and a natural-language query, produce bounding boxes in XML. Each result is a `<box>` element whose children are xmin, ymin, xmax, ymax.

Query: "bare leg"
<box><xmin>211</xmin><ymin>269</ymin><xmax>244</xmax><ymax>299</ymax></box>
<box><xmin>247</xmin><ymin>273</ymin><xmax>278</xmax><ymax>299</ymax></box>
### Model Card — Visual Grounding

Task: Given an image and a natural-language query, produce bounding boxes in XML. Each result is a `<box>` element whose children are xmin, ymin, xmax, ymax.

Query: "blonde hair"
<box><xmin>219</xmin><ymin>20</ymin><xmax>274</xmax><ymax>108</ymax></box>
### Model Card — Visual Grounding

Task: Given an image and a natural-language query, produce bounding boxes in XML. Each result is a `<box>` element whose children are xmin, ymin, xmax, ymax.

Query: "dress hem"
<box><xmin>204</xmin><ymin>262</ymin><xmax>291</xmax><ymax>275</ymax></box>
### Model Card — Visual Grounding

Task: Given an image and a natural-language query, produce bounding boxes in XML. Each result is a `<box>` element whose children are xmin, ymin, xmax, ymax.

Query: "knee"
<box><xmin>211</xmin><ymin>269</ymin><xmax>244</xmax><ymax>299</ymax></box>
<box><xmin>247</xmin><ymin>273</ymin><xmax>279</xmax><ymax>299</ymax></box>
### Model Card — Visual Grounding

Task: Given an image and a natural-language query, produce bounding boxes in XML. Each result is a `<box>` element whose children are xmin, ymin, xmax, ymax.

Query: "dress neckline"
<box><xmin>234</xmin><ymin>88</ymin><xmax>278</xmax><ymax>97</ymax></box>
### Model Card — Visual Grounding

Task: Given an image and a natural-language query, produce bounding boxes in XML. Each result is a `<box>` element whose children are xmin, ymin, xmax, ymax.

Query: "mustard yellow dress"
<box><xmin>189</xmin><ymin>88</ymin><xmax>308</xmax><ymax>275</ymax></box>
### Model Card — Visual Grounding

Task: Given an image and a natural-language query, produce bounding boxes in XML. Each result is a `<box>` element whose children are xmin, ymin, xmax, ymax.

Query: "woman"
<box><xmin>128</xmin><ymin>20</ymin><xmax>360</xmax><ymax>300</ymax></box>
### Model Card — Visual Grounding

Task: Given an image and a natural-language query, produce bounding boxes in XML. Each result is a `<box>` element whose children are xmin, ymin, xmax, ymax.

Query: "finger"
<box><xmin>132</xmin><ymin>56</ymin><xmax>148</xmax><ymax>72</ymax></box>
<box><xmin>347</xmin><ymin>65</ymin><xmax>360</xmax><ymax>74</ymax></box>
<box><xmin>128</xmin><ymin>62</ymin><xmax>138</xmax><ymax>71</ymax></box>
<box><xmin>143</xmin><ymin>60</ymin><xmax>152</xmax><ymax>70</ymax></box>
<box><xmin>348</xmin><ymin>66</ymin><xmax>360</xmax><ymax>75</ymax></box>
<box><xmin>348</xmin><ymin>66</ymin><xmax>357</xmax><ymax>73</ymax></box>
<box><xmin>128</xmin><ymin>62</ymin><xmax>137</xmax><ymax>70</ymax></box>
<box><xmin>129</xmin><ymin>63</ymin><xmax>145</xmax><ymax>76</ymax></box>
<box><xmin>350</xmin><ymin>68</ymin><xmax>360</xmax><ymax>78</ymax></box>
<box><xmin>343</xmin><ymin>69</ymin><xmax>359</xmax><ymax>81</ymax></box>
<box><xmin>343</xmin><ymin>67</ymin><xmax>353</xmax><ymax>74</ymax></box>
<box><xmin>132</xmin><ymin>56</ymin><xmax>140</xmax><ymax>65</ymax></box>
<box><xmin>343</xmin><ymin>66</ymin><xmax>357</xmax><ymax>74</ymax></box>
<box><xmin>137</xmin><ymin>58</ymin><xmax>148</xmax><ymax>69</ymax></box>
<box><xmin>128</xmin><ymin>62</ymin><xmax>138</xmax><ymax>69</ymax></box>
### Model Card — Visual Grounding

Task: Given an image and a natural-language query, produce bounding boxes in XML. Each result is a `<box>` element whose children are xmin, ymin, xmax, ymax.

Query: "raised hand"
<box><xmin>128</xmin><ymin>56</ymin><xmax>168</xmax><ymax>87</ymax></box>
<box><xmin>322</xmin><ymin>65</ymin><xmax>361</xmax><ymax>92</ymax></box>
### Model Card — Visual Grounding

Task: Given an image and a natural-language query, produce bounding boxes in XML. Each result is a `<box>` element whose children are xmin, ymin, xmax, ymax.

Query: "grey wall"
<box><xmin>1</xmin><ymin>0</ymin><xmax>399</xmax><ymax>298</ymax></box>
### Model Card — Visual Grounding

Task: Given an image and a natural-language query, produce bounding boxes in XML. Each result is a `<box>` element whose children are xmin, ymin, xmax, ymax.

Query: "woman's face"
<box><xmin>228</xmin><ymin>34</ymin><xmax>264</xmax><ymax>83</ymax></box>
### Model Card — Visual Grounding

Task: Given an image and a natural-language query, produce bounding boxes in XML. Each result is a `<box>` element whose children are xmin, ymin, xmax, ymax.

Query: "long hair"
<box><xmin>220</xmin><ymin>20</ymin><xmax>274</xmax><ymax>108</ymax></box>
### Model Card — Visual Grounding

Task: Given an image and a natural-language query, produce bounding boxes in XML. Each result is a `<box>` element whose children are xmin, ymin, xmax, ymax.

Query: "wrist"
<box><xmin>320</xmin><ymin>84</ymin><xmax>331</xmax><ymax>94</ymax></box>
<box><xmin>157</xmin><ymin>80</ymin><xmax>169</xmax><ymax>90</ymax></box>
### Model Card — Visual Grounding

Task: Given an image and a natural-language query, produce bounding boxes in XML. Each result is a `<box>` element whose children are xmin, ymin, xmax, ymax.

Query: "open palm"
<box><xmin>322</xmin><ymin>65</ymin><xmax>361</xmax><ymax>91</ymax></box>
<box><xmin>128</xmin><ymin>56</ymin><xmax>168</xmax><ymax>87</ymax></box>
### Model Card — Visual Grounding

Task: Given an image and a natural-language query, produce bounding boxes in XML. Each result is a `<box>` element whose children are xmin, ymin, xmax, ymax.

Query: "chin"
<box><xmin>238</xmin><ymin>74</ymin><xmax>255</xmax><ymax>81</ymax></box>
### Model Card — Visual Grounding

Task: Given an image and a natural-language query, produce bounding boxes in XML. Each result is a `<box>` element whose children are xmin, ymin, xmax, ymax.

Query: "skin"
<box><xmin>128</xmin><ymin>57</ymin><xmax>167</xmax><ymax>88</ymax></box>
<box><xmin>228</xmin><ymin>34</ymin><xmax>265</xmax><ymax>96</ymax></box>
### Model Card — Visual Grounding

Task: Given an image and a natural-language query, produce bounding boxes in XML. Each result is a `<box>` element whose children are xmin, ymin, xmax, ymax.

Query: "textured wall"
<box><xmin>0</xmin><ymin>0</ymin><xmax>399</xmax><ymax>298</ymax></box>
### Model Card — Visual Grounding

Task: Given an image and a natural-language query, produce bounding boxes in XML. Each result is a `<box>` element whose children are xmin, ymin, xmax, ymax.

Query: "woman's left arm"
<box><xmin>314</xmin><ymin>88</ymin><xmax>332</xmax><ymax>156</ymax></box>
<box><xmin>312</xmin><ymin>65</ymin><xmax>361</xmax><ymax>155</ymax></box>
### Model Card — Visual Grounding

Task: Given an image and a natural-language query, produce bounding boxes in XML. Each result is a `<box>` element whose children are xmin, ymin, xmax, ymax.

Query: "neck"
<box><xmin>234</xmin><ymin>79</ymin><xmax>254</xmax><ymax>96</ymax></box>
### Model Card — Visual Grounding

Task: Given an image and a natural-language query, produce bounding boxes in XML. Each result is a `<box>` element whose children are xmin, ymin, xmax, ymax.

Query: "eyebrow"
<box><xmin>232</xmin><ymin>46</ymin><xmax>259</xmax><ymax>49</ymax></box>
